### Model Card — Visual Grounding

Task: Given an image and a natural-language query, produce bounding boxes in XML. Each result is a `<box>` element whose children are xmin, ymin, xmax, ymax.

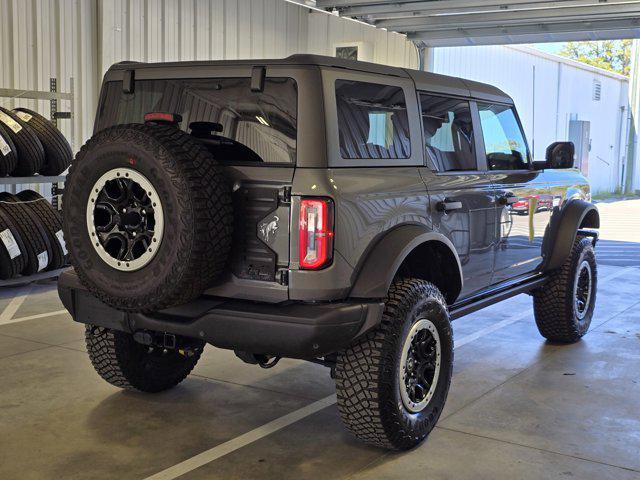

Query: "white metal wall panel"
<box><xmin>99</xmin><ymin>0</ymin><xmax>416</xmax><ymax>72</ymax></box>
<box><xmin>0</xmin><ymin>0</ymin><xmax>98</xmax><ymax>150</ymax></box>
<box><xmin>432</xmin><ymin>45</ymin><xmax>630</xmax><ymax>194</ymax></box>
<box><xmin>98</xmin><ymin>0</ymin><xmax>314</xmax><ymax>71</ymax></box>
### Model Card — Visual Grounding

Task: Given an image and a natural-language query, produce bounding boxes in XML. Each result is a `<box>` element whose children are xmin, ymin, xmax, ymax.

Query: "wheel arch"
<box><xmin>349</xmin><ymin>225</ymin><xmax>463</xmax><ymax>304</ymax></box>
<box><xmin>542</xmin><ymin>199</ymin><xmax>599</xmax><ymax>272</ymax></box>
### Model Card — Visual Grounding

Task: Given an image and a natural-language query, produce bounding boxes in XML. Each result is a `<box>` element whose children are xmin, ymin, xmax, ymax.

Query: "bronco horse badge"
<box><xmin>258</xmin><ymin>215</ymin><xmax>279</xmax><ymax>244</ymax></box>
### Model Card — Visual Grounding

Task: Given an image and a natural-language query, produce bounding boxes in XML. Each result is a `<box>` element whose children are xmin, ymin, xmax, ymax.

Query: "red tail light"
<box><xmin>144</xmin><ymin>112</ymin><xmax>182</xmax><ymax>124</ymax></box>
<box><xmin>299</xmin><ymin>198</ymin><xmax>334</xmax><ymax>270</ymax></box>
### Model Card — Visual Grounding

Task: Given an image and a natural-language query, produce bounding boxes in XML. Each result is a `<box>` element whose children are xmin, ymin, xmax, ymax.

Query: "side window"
<box><xmin>478</xmin><ymin>103</ymin><xmax>530</xmax><ymax>170</ymax></box>
<box><xmin>419</xmin><ymin>94</ymin><xmax>476</xmax><ymax>172</ymax></box>
<box><xmin>335</xmin><ymin>80</ymin><xmax>410</xmax><ymax>160</ymax></box>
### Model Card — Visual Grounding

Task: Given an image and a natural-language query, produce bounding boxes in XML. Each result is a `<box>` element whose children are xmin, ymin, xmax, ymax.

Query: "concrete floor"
<box><xmin>1</xmin><ymin>200</ymin><xmax>639</xmax><ymax>480</ymax></box>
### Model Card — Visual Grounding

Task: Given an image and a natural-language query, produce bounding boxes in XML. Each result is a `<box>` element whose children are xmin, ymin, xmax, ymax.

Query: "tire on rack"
<box><xmin>85</xmin><ymin>325</ymin><xmax>204</xmax><ymax>393</ymax></box>
<box><xmin>63</xmin><ymin>123</ymin><xmax>233</xmax><ymax>312</ymax></box>
<box><xmin>13</xmin><ymin>108</ymin><xmax>73</xmax><ymax>175</ymax></box>
<box><xmin>0</xmin><ymin>207</ymin><xmax>27</xmax><ymax>279</ymax></box>
<box><xmin>0</xmin><ymin>192</ymin><xmax>53</xmax><ymax>275</ymax></box>
<box><xmin>533</xmin><ymin>235</ymin><xmax>597</xmax><ymax>343</ymax></box>
<box><xmin>335</xmin><ymin>279</ymin><xmax>454</xmax><ymax>450</ymax></box>
<box><xmin>0</xmin><ymin>123</ymin><xmax>18</xmax><ymax>176</ymax></box>
<box><xmin>0</xmin><ymin>107</ymin><xmax>45</xmax><ymax>176</ymax></box>
<box><xmin>17</xmin><ymin>190</ymin><xmax>66</xmax><ymax>270</ymax></box>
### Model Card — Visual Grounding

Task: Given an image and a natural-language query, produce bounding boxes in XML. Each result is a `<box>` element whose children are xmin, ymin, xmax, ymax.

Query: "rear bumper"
<box><xmin>58</xmin><ymin>270</ymin><xmax>383</xmax><ymax>359</ymax></box>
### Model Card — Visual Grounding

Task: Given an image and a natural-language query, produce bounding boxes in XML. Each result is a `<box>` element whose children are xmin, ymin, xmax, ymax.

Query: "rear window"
<box><xmin>96</xmin><ymin>77</ymin><xmax>297</xmax><ymax>165</ymax></box>
<box><xmin>335</xmin><ymin>80</ymin><xmax>410</xmax><ymax>160</ymax></box>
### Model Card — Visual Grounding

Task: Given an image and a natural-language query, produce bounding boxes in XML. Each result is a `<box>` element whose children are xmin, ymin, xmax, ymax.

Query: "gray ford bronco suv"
<box><xmin>59</xmin><ymin>55</ymin><xmax>599</xmax><ymax>450</ymax></box>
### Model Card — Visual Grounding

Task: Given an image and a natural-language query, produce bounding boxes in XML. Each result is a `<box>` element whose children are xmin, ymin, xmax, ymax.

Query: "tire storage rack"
<box><xmin>0</xmin><ymin>79</ymin><xmax>73</xmax><ymax>286</ymax></box>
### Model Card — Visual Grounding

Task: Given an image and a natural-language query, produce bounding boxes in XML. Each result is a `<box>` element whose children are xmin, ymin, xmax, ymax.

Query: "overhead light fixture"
<box><xmin>256</xmin><ymin>115</ymin><xmax>270</xmax><ymax>126</ymax></box>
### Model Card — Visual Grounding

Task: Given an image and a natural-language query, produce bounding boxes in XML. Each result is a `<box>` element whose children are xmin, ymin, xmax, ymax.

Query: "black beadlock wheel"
<box><xmin>0</xmin><ymin>192</ymin><xmax>53</xmax><ymax>275</ymax></box>
<box><xmin>63</xmin><ymin>124</ymin><xmax>233</xmax><ymax>312</ymax></box>
<box><xmin>17</xmin><ymin>190</ymin><xmax>67</xmax><ymax>270</ymax></box>
<box><xmin>13</xmin><ymin>108</ymin><xmax>73</xmax><ymax>175</ymax></box>
<box><xmin>335</xmin><ymin>279</ymin><xmax>453</xmax><ymax>450</ymax></box>
<box><xmin>85</xmin><ymin>325</ymin><xmax>204</xmax><ymax>393</ymax></box>
<box><xmin>0</xmin><ymin>106</ymin><xmax>45</xmax><ymax>176</ymax></box>
<box><xmin>533</xmin><ymin>235</ymin><xmax>598</xmax><ymax>343</ymax></box>
<box><xmin>0</xmin><ymin>122</ymin><xmax>18</xmax><ymax>176</ymax></box>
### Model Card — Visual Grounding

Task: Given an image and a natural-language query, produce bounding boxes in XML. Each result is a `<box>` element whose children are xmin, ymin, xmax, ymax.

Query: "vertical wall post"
<box><xmin>625</xmin><ymin>40</ymin><xmax>639</xmax><ymax>193</ymax></box>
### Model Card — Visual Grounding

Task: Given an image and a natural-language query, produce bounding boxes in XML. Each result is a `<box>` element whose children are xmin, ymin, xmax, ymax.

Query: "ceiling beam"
<box><xmin>317</xmin><ymin>0</ymin><xmax>604</xmax><ymax>11</ymax></box>
<box><xmin>338</xmin><ymin>0</ymin><xmax>640</xmax><ymax>20</ymax></box>
<box><xmin>408</xmin><ymin>17</ymin><xmax>640</xmax><ymax>46</ymax></box>
<box><xmin>375</xmin><ymin>3</ymin><xmax>640</xmax><ymax>31</ymax></box>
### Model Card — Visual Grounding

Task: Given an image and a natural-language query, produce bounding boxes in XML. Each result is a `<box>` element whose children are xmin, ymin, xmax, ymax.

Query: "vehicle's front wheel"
<box><xmin>335</xmin><ymin>279</ymin><xmax>453</xmax><ymax>450</ymax></box>
<box><xmin>85</xmin><ymin>325</ymin><xmax>204</xmax><ymax>393</ymax></box>
<box><xmin>533</xmin><ymin>235</ymin><xmax>597</xmax><ymax>343</ymax></box>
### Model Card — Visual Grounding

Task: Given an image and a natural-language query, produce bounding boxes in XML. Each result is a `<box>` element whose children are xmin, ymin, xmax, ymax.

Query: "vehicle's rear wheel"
<box><xmin>63</xmin><ymin>124</ymin><xmax>233</xmax><ymax>312</ymax></box>
<box><xmin>533</xmin><ymin>235</ymin><xmax>597</xmax><ymax>343</ymax></box>
<box><xmin>85</xmin><ymin>325</ymin><xmax>204</xmax><ymax>393</ymax></box>
<box><xmin>335</xmin><ymin>279</ymin><xmax>453</xmax><ymax>450</ymax></box>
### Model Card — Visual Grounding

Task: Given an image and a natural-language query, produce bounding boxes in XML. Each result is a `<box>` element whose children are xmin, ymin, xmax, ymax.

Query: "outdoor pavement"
<box><xmin>0</xmin><ymin>199</ymin><xmax>639</xmax><ymax>480</ymax></box>
<box><xmin>594</xmin><ymin>198</ymin><xmax>640</xmax><ymax>267</ymax></box>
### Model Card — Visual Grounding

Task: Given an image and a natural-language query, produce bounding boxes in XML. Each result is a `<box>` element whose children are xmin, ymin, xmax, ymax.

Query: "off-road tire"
<box><xmin>0</xmin><ymin>122</ymin><xmax>18</xmax><ymax>176</ymax></box>
<box><xmin>0</xmin><ymin>107</ymin><xmax>45</xmax><ymax>176</ymax></box>
<box><xmin>63</xmin><ymin>124</ymin><xmax>233</xmax><ymax>312</ymax></box>
<box><xmin>13</xmin><ymin>108</ymin><xmax>72</xmax><ymax>175</ymax></box>
<box><xmin>85</xmin><ymin>325</ymin><xmax>204</xmax><ymax>393</ymax></box>
<box><xmin>0</xmin><ymin>192</ymin><xmax>53</xmax><ymax>274</ymax></box>
<box><xmin>0</xmin><ymin>208</ymin><xmax>27</xmax><ymax>279</ymax></box>
<box><xmin>335</xmin><ymin>279</ymin><xmax>453</xmax><ymax>450</ymax></box>
<box><xmin>17</xmin><ymin>190</ymin><xmax>66</xmax><ymax>270</ymax></box>
<box><xmin>533</xmin><ymin>235</ymin><xmax>597</xmax><ymax>343</ymax></box>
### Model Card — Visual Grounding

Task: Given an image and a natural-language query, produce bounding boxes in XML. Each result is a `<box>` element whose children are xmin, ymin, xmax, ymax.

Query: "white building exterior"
<box><xmin>432</xmin><ymin>45</ymin><xmax>631</xmax><ymax>194</ymax></box>
<box><xmin>0</xmin><ymin>0</ymin><xmax>636</xmax><ymax>193</ymax></box>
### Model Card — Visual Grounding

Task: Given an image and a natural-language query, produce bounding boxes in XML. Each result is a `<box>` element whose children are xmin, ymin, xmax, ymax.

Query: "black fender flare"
<box><xmin>349</xmin><ymin>225</ymin><xmax>463</xmax><ymax>301</ymax></box>
<box><xmin>542</xmin><ymin>199</ymin><xmax>600</xmax><ymax>272</ymax></box>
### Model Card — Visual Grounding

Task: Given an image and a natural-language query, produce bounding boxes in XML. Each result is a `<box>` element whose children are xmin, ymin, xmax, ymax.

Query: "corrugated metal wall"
<box><xmin>0</xmin><ymin>0</ymin><xmax>416</xmax><ymax>153</ymax></box>
<box><xmin>433</xmin><ymin>45</ymin><xmax>630</xmax><ymax>194</ymax></box>
<box><xmin>0</xmin><ymin>0</ymin><xmax>98</xmax><ymax>152</ymax></box>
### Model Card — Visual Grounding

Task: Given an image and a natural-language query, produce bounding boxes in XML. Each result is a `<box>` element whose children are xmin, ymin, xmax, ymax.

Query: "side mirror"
<box><xmin>545</xmin><ymin>141</ymin><xmax>575</xmax><ymax>169</ymax></box>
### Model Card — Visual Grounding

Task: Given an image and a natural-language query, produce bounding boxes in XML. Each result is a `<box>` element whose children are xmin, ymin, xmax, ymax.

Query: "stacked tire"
<box><xmin>0</xmin><ymin>190</ymin><xmax>68</xmax><ymax>279</ymax></box>
<box><xmin>0</xmin><ymin>107</ymin><xmax>71</xmax><ymax>176</ymax></box>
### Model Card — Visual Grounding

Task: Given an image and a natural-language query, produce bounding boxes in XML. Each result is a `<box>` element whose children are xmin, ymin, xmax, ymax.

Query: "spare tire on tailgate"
<box><xmin>63</xmin><ymin>124</ymin><xmax>233</xmax><ymax>312</ymax></box>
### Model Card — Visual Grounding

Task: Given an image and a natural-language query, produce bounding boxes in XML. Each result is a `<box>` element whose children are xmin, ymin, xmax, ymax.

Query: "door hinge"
<box><xmin>277</xmin><ymin>268</ymin><xmax>289</xmax><ymax>286</ymax></box>
<box><xmin>279</xmin><ymin>186</ymin><xmax>292</xmax><ymax>203</ymax></box>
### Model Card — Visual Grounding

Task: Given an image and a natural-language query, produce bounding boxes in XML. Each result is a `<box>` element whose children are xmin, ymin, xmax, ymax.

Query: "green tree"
<box><xmin>559</xmin><ymin>40</ymin><xmax>632</xmax><ymax>76</ymax></box>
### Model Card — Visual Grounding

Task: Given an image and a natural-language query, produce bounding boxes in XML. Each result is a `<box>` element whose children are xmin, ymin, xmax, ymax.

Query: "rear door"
<box><xmin>418</xmin><ymin>93</ymin><xmax>498</xmax><ymax>298</ymax></box>
<box><xmin>476</xmin><ymin>102</ymin><xmax>551</xmax><ymax>283</ymax></box>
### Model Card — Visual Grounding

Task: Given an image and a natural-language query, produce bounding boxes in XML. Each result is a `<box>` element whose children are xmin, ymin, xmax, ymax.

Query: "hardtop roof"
<box><xmin>109</xmin><ymin>54</ymin><xmax>513</xmax><ymax>104</ymax></box>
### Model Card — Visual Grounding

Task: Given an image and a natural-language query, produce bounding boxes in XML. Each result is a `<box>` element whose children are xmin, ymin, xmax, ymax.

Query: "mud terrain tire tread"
<box><xmin>335</xmin><ymin>279</ymin><xmax>453</xmax><ymax>450</ymax></box>
<box><xmin>85</xmin><ymin>325</ymin><xmax>203</xmax><ymax>392</ymax></box>
<box><xmin>64</xmin><ymin>124</ymin><xmax>233</xmax><ymax>312</ymax></box>
<box><xmin>533</xmin><ymin>235</ymin><xmax>597</xmax><ymax>343</ymax></box>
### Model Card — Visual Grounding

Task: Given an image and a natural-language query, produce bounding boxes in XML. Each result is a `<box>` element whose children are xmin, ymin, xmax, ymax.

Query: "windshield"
<box><xmin>96</xmin><ymin>77</ymin><xmax>298</xmax><ymax>165</ymax></box>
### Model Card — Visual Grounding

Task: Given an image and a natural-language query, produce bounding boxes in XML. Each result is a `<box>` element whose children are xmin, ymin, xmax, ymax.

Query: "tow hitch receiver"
<box><xmin>133</xmin><ymin>331</ymin><xmax>200</xmax><ymax>357</ymax></box>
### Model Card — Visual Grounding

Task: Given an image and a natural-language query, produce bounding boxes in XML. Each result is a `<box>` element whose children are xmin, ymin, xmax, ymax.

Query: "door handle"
<box><xmin>436</xmin><ymin>200</ymin><xmax>463</xmax><ymax>212</ymax></box>
<box><xmin>498</xmin><ymin>196</ymin><xmax>518</xmax><ymax>206</ymax></box>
